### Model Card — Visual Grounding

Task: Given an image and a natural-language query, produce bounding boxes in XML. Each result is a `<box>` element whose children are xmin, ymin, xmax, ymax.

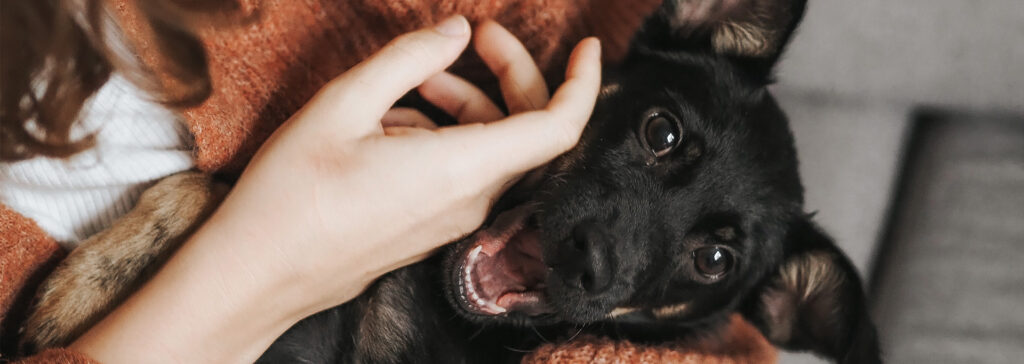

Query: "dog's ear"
<box><xmin>741</xmin><ymin>218</ymin><xmax>881</xmax><ymax>364</ymax></box>
<box><xmin>634</xmin><ymin>0</ymin><xmax>808</xmax><ymax>79</ymax></box>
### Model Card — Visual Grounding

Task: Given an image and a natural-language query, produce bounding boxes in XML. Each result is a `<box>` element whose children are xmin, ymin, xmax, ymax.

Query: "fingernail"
<box><xmin>587</xmin><ymin>37</ymin><xmax>602</xmax><ymax>59</ymax></box>
<box><xmin>434</xmin><ymin>15</ymin><xmax>469</xmax><ymax>37</ymax></box>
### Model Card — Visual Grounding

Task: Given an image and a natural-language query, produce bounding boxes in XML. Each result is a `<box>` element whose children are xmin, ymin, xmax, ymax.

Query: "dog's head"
<box><xmin>444</xmin><ymin>1</ymin><xmax>879</xmax><ymax>362</ymax></box>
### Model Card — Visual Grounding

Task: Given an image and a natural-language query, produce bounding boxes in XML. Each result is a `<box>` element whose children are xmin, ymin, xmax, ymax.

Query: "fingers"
<box><xmin>382</xmin><ymin>107</ymin><xmax>438</xmax><ymax>129</ymax></box>
<box><xmin>544</xmin><ymin>37</ymin><xmax>603</xmax><ymax>131</ymax></box>
<box><xmin>474</xmin><ymin>20</ymin><xmax>550</xmax><ymax>114</ymax></box>
<box><xmin>506</xmin><ymin>37</ymin><xmax>601</xmax><ymax>155</ymax></box>
<box><xmin>383</xmin><ymin>126</ymin><xmax>436</xmax><ymax>137</ymax></box>
<box><xmin>418</xmin><ymin>72</ymin><xmax>505</xmax><ymax>124</ymax></box>
<box><xmin>440</xmin><ymin>38</ymin><xmax>602</xmax><ymax>177</ymax></box>
<box><xmin>313</xmin><ymin>15</ymin><xmax>472</xmax><ymax>136</ymax></box>
<box><xmin>418</xmin><ymin>21</ymin><xmax>550</xmax><ymax>125</ymax></box>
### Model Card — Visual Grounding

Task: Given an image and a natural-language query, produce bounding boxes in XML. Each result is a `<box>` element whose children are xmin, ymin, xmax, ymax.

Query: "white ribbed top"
<box><xmin>0</xmin><ymin>74</ymin><xmax>195</xmax><ymax>249</ymax></box>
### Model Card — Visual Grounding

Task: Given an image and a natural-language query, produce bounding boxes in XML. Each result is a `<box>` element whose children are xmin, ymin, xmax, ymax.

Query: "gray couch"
<box><xmin>772</xmin><ymin>1</ymin><xmax>1024</xmax><ymax>362</ymax></box>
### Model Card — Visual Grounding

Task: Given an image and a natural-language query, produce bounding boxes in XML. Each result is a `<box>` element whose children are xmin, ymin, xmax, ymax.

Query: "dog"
<box><xmin>22</xmin><ymin>0</ymin><xmax>881</xmax><ymax>363</ymax></box>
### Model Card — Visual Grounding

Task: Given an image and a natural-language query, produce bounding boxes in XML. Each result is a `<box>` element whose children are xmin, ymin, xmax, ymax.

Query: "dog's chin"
<box><xmin>444</xmin><ymin>203</ymin><xmax>561</xmax><ymax>325</ymax></box>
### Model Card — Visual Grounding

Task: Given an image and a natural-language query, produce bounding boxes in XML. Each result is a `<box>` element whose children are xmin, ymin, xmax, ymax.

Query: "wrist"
<box><xmin>192</xmin><ymin>205</ymin><xmax>373</xmax><ymax>318</ymax></box>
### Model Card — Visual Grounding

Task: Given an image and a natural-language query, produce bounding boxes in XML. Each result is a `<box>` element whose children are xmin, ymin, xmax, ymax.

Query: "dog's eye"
<box><xmin>693</xmin><ymin>246</ymin><xmax>734</xmax><ymax>278</ymax></box>
<box><xmin>642</xmin><ymin>113</ymin><xmax>682</xmax><ymax>158</ymax></box>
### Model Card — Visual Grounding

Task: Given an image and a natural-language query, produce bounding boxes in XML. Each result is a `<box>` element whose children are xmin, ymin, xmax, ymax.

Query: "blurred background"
<box><xmin>770</xmin><ymin>1</ymin><xmax>1023</xmax><ymax>363</ymax></box>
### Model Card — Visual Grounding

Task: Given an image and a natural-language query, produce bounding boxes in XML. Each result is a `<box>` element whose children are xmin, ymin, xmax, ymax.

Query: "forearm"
<box><xmin>68</xmin><ymin>217</ymin><xmax>309</xmax><ymax>364</ymax></box>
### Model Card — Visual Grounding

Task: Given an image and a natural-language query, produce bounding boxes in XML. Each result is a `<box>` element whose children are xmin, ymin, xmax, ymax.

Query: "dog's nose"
<box><xmin>565</xmin><ymin>222</ymin><xmax>614</xmax><ymax>294</ymax></box>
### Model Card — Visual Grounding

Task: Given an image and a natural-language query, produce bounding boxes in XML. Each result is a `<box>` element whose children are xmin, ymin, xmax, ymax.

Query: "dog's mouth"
<box><xmin>454</xmin><ymin>204</ymin><xmax>553</xmax><ymax>317</ymax></box>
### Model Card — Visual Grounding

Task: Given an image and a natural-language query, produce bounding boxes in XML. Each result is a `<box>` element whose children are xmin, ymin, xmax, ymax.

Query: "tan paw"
<box><xmin>21</xmin><ymin>171</ymin><xmax>227</xmax><ymax>352</ymax></box>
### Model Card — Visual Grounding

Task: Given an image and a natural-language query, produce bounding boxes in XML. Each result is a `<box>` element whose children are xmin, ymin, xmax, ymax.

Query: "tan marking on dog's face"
<box><xmin>715</xmin><ymin>226</ymin><xmax>737</xmax><ymax>241</ymax></box>
<box><xmin>684</xmin><ymin>143</ymin><xmax>704</xmax><ymax>162</ymax></box>
<box><xmin>607</xmin><ymin>307</ymin><xmax>640</xmax><ymax>318</ymax></box>
<box><xmin>651</xmin><ymin>302</ymin><xmax>689</xmax><ymax>319</ymax></box>
<box><xmin>599</xmin><ymin>83</ymin><xmax>622</xmax><ymax>99</ymax></box>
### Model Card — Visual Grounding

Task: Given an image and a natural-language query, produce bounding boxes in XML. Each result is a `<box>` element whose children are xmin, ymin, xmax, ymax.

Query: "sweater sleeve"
<box><xmin>0</xmin><ymin>205</ymin><xmax>93</xmax><ymax>361</ymax></box>
<box><xmin>1</xmin><ymin>205</ymin><xmax>62</xmax><ymax>342</ymax></box>
<box><xmin>521</xmin><ymin>315</ymin><xmax>778</xmax><ymax>364</ymax></box>
<box><xmin>11</xmin><ymin>348</ymin><xmax>101</xmax><ymax>364</ymax></box>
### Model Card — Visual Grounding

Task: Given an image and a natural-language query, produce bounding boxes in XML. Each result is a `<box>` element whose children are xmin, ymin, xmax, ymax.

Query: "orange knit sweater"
<box><xmin>128</xmin><ymin>0</ymin><xmax>673</xmax><ymax>174</ymax></box>
<box><xmin>1</xmin><ymin>1</ymin><xmax>777</xmax><ymax>362</ymax></box>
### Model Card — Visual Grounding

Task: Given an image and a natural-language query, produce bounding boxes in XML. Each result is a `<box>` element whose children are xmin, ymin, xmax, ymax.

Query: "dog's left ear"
<box><xmin>635</xmin><ymin>0</ymin><xmax>808</xmax><ymax>80</ymax></box>
<box><xmin>741</xmin><ymin>218</ymin><xmax>882</xmax><ymax>364</ymax></box>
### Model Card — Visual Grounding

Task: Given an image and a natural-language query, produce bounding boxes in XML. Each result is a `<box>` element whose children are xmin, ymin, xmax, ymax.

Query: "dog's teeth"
<box><xmin>486</xmin><ymin>301</ymin><xmax>506</xmax><ymax>314</ymax></box>
<box><xmin>468</xmin><ymin>245</ymin><xmax>482</xmax><ymax>262</ymax></box>
<box><xmin>462</xmin><ymin>245</ymin><xmax>503</xmax><ymax>313</ymax></box>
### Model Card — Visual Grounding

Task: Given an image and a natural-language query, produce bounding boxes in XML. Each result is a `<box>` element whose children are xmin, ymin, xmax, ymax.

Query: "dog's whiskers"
<box><xmin>502</xmin><ymin>345</ymin><xmax>534</xmax><ymax>353</ymax></box>
<box><xmin>565</xmin><ymin>324</ymin><xmax>586</xmax><ymax>343</ymax></box>
<box><xmin>529</xmin><ymin>324</ymin><xmax>551</xmax><ymax>344</ymax></box>
<box><xmin>467</xmin><ymin>325</ymin><xmax>488</xmax><ymax>340</ymax></box>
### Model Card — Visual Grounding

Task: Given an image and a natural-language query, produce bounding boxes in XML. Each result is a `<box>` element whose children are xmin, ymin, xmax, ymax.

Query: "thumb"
<box><xmin>313</xmin><ymin>15</ymin><xmax>472</xmax><ymax>137</ymax></box>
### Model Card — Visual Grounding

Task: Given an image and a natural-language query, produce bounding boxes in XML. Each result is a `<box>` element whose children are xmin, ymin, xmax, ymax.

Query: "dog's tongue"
<box><xmin>463</xmin><ymin>205</ymin><xmax>552</xmax><ymax>315</ymax></box>
<box><xmin>497</xmin><ymin>291</ymin><xmax>549</xmax><ymax>315</ymax></box>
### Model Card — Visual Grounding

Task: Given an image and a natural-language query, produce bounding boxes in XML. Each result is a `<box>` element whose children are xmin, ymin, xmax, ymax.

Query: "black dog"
<box><xmin>258</xmin><ymin>0</ymin><xmax>880</xmax><ymax>363</ymax></box>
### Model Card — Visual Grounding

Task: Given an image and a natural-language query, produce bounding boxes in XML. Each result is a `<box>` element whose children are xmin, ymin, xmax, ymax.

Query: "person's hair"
<box><xmin>0</xmin><ymin>0</ymin><xmax>241</xmax><ymax>162</ymax></box>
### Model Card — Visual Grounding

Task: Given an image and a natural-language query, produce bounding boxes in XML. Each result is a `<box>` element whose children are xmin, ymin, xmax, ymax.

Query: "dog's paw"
<box><xmin>19</xmin><ymin>261</ymin><xmax>115</xmax><ymax>352</ymax></box>
<box><xmin>20</xmin><ymin>171</ymin><xmax>227</xmax><ymax>352</ymax></box>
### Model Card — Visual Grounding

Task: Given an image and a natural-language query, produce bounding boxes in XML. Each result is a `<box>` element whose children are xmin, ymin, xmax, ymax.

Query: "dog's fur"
<box><xmin>20</xmin><ymin>1</ymin><xmax>881</xmax><ymax>363</ymax></box>
<box><xmin>20</xmin><ymin>172</ymin><xmax>227</xmax><ymax>350</ymax></box>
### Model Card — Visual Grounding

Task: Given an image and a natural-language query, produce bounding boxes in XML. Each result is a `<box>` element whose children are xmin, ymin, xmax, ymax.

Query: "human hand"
<box><xmin>222</xmin><ymin>16</ymin><xmax>601</xmax><ymax>314</ymax></box>
<box><xmin>72</xmin><ymin>15</ymin><xmax>600</xmax><ymax>364</ymax></box>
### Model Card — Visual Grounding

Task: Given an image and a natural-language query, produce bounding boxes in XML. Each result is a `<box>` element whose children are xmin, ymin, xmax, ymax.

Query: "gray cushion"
<box><xmin>776</xmin><ymin>89</ymin><xmax>911</xmax><ymax>275</ymax></box>
<box><xmin>777</xmin><ymin>0</ymin><xmax>1024</xmax><ymax>113</ymax></box>
<box><xmin>870</xmin><ymin>113</ymin><xmax>1024</xmax><ymax>363</ymax></box>
<box><xmin>772</xmin><ymin>90</ymin><xmax>911</xmax><ymax>363</ymax></box>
